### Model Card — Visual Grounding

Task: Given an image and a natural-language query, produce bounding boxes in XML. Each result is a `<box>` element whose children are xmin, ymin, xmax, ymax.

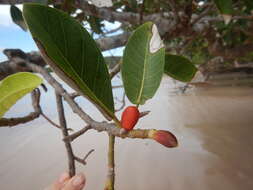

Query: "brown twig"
<box><xmin>40</xmin><ymin>112</ymin><xmax>62</xmax><ymax>129</ymax></box>
<box><xmin>115</xmin><ymin>93</ymin><xmax>126</xmax><ymax>112</ymax></box>
<box><xmin>27</xmin><ymin>63</ymin><xmax>95</xmax><ymax>124</ymax></box>
<box><xmin>110</xmin><ymin>62</ymin><xmax>121</xmax><ymax>79</ymax></box>
<box><xmin>74</xmin><ymin>149</ymin><xmax>95</xmax><ymax>165</ymax></box>
<box><xmin>55</xmin><ymin>92</ymin><xmax>76</xmax><ymax>177</ymax></box>
<box><xmin>112</xmin><ymin>85</ymin><xmax>123</xmax><ymax>89</ymax></box>
<box><xmin>139</xmin><ymin>111</ymin><xmax>150</xmax><ymax>118</ymax></box>
<box><xmin>69</xmin><ymin>92</ymin><xmax>80</xmax><ymax>99</ymax></box>
<box><xmin>83</xmin><ymin>149</ymin><xmax>95</xmax><ymax>160</ymax></box>
<box><xmin>63</xmin><ymin>125</ymin><xmax>92</xmax><ymax>142</ymax></box>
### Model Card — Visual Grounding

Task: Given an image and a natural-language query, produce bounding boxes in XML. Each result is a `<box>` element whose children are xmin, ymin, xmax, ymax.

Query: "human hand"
<box><xmin>45</xmin><ymin>172</ymin><xmax>86</xmax><ymax>190</ymax></box>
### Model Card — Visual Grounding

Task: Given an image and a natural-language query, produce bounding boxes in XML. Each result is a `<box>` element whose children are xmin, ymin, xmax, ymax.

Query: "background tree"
<box><xmin>0</xmin><ymin>0</ymin><xmax>252</xmax><ymax>77</ymax></box>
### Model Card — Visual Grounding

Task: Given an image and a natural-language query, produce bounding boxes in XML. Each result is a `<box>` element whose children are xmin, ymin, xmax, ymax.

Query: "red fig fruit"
<box><xmin>149</xmin><ymin>130</ymin><xmax>178</xmax><ymax>148</ymax></box>
<box><xmin>121</xmin><ymin>106</ymin><xmax>140</xmax><ymax>131</ymax></box>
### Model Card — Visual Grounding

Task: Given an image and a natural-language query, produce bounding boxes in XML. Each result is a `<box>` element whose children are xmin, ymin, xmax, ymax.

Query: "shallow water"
<box><xmin>0</xmin><ymin>76</ymin><xmax>253</xmax><ymax>190</ymax></box>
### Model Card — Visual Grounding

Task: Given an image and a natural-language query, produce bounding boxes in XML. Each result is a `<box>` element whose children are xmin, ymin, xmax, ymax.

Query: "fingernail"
<box><xmin>72</xmin><ymin>173</ymin><xmax>85</xmax><ymax>186</ymax></box>
<box><xmin>58</xmin><ymin>172</ymin><xmax>69</xmax><ymax>183</ymax></box>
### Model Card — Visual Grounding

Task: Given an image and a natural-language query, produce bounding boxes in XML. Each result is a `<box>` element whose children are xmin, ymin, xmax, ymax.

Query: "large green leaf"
<box><xmin>0</xmin><ymin>72</ymin><xmax>42</xmax><ymax>118</ymax></box>
<box><xmin>23</xmin><ymin>4</ymin><xmax>115</xmax><ymax>118</ymax></box>
<box><xmin>164</xmin><ymin>54</ymin><xmax>197</xmax><ymax>82</ymax></box>
<box><xmin>10</xmin><ymin>5</ymin><xmax>27</xmax><ymax>31</ymax></box>
<box><xmin>122</xmin><ymin>22</ymin><xmax>165</xmax><ymax>105</ymax></box>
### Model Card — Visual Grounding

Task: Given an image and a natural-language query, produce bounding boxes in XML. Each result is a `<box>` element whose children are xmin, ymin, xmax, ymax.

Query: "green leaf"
<box><xmin>23</xmin><ymin>4</ymin><xmax>115</xmax><ymax>118</ymax></box>
<box><xmin>214</xmin><ymin>0</ymin><xmax>233</xmax><ymax>15</ymax></box>
<box><xmin>164</xmin><ymin>54</ymin><xmax>197</xmax><ymax>82</ymax></box>
<box><xmin>0</xmin><ymin>72</ymin><xmax>42</xmax><ymax>118</ymax></box>
<box><xmin>10</xmin><ymin>5</ymin><xmax>27</xmax><ymax>31</ymax></box>
<box><xmin>122</xmin><ymin>22</ymin><xmax>165</xmax><ymax>105</ymax></box>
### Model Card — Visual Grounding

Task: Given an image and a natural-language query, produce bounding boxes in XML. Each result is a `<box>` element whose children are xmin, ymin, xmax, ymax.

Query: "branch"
<box><xmin>104</xmin><ymin>135</ymin><xmax>115</xmax><ymax>190</ymax></box>
<box><xmin>115</xmin><ymin>92</ymin><xmax>126</xmax><ymax>112</ymax></box>
<box><xmin>69</xmin><ymin>92</ymin><xmax>80</xmax><ymax>99</ymax></box>
<box><xmin>139</xmin><ymin>111</ymin><xmax>150</xmax><ymax>118</ymax></box>
<box><xmin>76</xmin><ymin>1</ymin><xmax>173</xmax><ymax>35</ymax></box>
<box><xmin>27</xmin><ymin>63</ymin><xmax>95</xmax><ymax>124</ymax></box>
<box><xmin>0</xmin><ymin>89</ymin><xmax>41</xmax><ymax>127</ymax></box>
<box><xmin>90</xmin><ymin>122</ymin><xmax>153</xmax><ymax>140</ymax></box>
<box><xmin>55</xmin><ymin>92</ymin><xmax>76</xmax><ymax>177</ymax></box>
<box><xmin>74</xmin><ymin>149</ymin><xmax>95</xmax><ymax>165</ymax></box>
<box><xmin>109</xmin><ymin>62</ymin><xmax>121</xmax><ymax>79</ymax></box>
<box><xmin>0</xmin><ymin>0</ymin><xmax>173</xmax><ymax>36</ymax></box>
<box><xmin>97</xmin><ymin>33</ymin><xmax>130</xmax><ymax>51</ymax></box>
<box><xmin>63</xmin><ymin>125</ymin><xmax>92</xmax><ymax>142</ymax></box>
<box><xmin>40</xmin><ymin>112</ymin><xmax>62</xmax><ymax>129</ymax></box>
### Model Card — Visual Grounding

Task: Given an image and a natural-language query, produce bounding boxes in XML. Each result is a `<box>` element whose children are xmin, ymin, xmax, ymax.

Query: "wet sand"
<box><xmin>0</xmin><ymin>76</ymin><xmax>253</xmax><ymax>190</ymax></box>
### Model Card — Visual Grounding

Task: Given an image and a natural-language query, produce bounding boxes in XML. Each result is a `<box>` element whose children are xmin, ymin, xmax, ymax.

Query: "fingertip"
<box><xmin>71</xmin><ymin>173</ymin><xmax>86</xmax><ymax>187</ymax></box>
<box><xmin>62</xmin><ymin>173</ymin><xmax>86</xmax><ymax>190</ymax></box>
<box><xmin>58</xmin><ymin>172</ymin><xmax>70</xmax><ymax>184</ymax></box>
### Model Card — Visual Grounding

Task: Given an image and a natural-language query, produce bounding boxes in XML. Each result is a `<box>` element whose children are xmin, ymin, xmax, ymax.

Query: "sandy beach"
<box><xmin>1</xmin><ymin>76</ymin><xmax>253</xmax><ymax>190</ymax></box>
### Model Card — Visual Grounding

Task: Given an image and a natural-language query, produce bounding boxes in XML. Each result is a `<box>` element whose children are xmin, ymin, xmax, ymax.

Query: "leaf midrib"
<box><xmin>136</xmin><ymin>33</ymin><xmax>150</xmax><ymax>105</ymax></box>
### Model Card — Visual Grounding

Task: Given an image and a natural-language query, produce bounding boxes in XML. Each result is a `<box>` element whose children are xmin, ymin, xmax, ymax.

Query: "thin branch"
<box><xmin>83</xmin><ymin>149</ymin><xmax>95</xmax><ymax>161</ymax></box>
<box><xmin>69</xmin><ymin>92</ymin><xmax>80</xmax><ymax>99</ymax></box>
<box><xmin>0</xmin><ymin>111</ymin><xmax>40</xmax><ymax>127</ymax></box>
<box><xmin>74</xmin><ymin>149</ymin><xmax>95</xmax><ymax>165</ymax></box>
<box><xmin>232</xmin><ymin>15</ymin><xmax>253</xmax><ymax>20</ymax></box>
<box><xmin>74</xmin><ymin>156</ymin><xmax>87</xmax><ymax>165</ymax></box>
<box><xmin>27</xmin><ymin>63</ymin><xmax>95</xmax><ymax>124</ymax></box>
<box><xmin>90</xmin><ymin>122</ymin><xmax>157</xmax><ymax>140</ymax></box>
<box><xmin>63</xmin><ymin>125</ymin><xmax>92</xmax><ymax>142</ymax></box>
<box><xmin>115</xmin><ymin>93</ymin><xmax>126</xmax><ymax>112</ymax></box>
<box><xmin>40</xmin><ymin>112</ymin><xmax>62</xmax><ymax>129</ymax></box>
<box><xmin>55</xmin><ymin>92</ymin><xmax>76</xmax><ymax>177</ymax></box>
<box><xmin>112</xmin><ymin>85</ymin><xmax>123</xmax><ymax>89</ymax></box>
<box><xmin>110</xmin><ymin>62</ymin><xmax>121</xmax><ymax>79</ymax></box>
<box><xmin>104</xmin><ymin>135</ymin><xmax>115</xmax><ymax>190</ymax></box>
<box><xmin>96</xmin><ymin>32</ymin><xmax>130</xmax><ymax>51</ymax></box>
<box><xmin>103</xmin><ymin>24</ymin><xmax>122</xmax><ymax>35</ymax></box>
<box><xmin>139</xmin><ymin>111</ymin><xmax>150</xmax><ymax>118</ymax></box>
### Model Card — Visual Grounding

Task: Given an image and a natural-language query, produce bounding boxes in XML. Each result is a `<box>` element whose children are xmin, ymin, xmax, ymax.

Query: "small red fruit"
<box><xmin>121</xmin><ymin>106</ymin><xmax>140</xmax><ymax>131</ymax></box>
<box><xmin>150</xmin><ymin>130</ymin><xmax>178</xmax><ymax>148</ymax></box>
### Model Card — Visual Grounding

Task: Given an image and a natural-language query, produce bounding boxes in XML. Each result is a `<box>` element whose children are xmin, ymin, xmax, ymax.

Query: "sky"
<box><xmin>0</xmin><ymin>5</ymin><xmax>38</xmax><ymax>61</ymax></box>
<box><xmin>0</xmin><ymin>5</ymin><xmax>123</xmax><ymax>62</ymax></box>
